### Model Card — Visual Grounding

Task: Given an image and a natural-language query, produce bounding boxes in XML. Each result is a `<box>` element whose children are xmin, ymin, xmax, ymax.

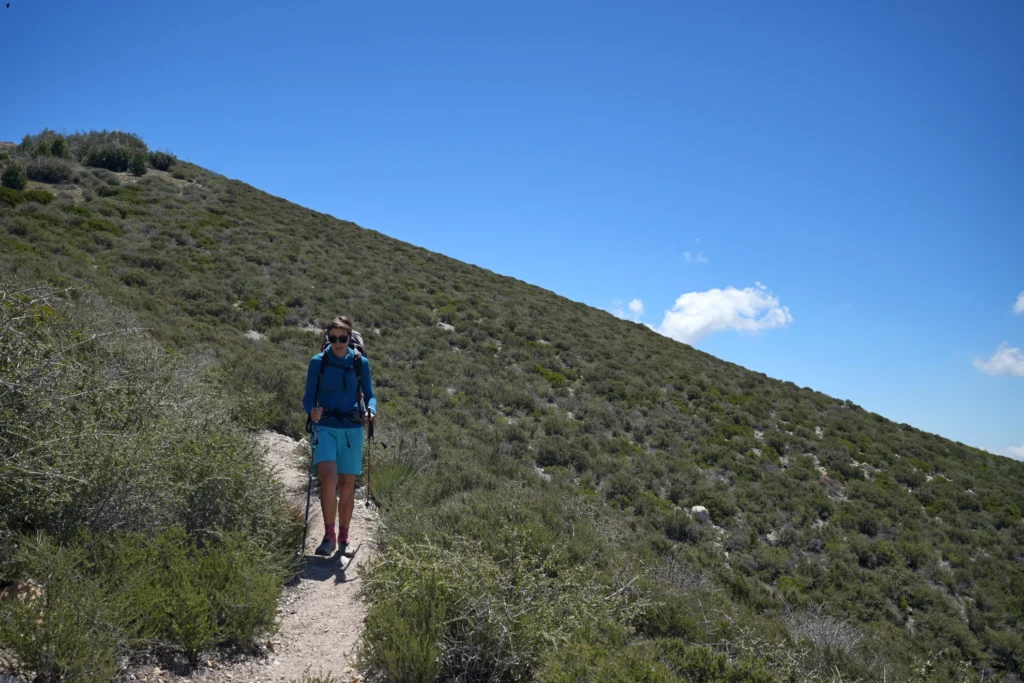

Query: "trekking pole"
<box><xmin>299</xmin><ymin>417</ymin><xmax>318</xmax><ymax>558</ymax></box>
<box><xmin>364</xmin><ymin>425</ymin><xmax>387</xmax><ymax>509</ymax></box>
<box><xmin>364</xmin><ymin>420</ymin><xmax>373</xmax><ymax>508</ymax></box>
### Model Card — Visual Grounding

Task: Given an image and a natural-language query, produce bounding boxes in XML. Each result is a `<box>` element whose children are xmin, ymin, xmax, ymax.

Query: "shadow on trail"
<box><xmin>288</xmin><ymin>543</ymin><xmax>362</xmax><ymax>586</ymax></box>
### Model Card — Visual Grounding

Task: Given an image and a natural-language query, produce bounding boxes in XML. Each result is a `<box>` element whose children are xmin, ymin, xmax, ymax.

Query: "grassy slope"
<box><xmin>2</xmin><ymin>133</ymin><xmax>1023</xmax><ymax>680</ymax></box>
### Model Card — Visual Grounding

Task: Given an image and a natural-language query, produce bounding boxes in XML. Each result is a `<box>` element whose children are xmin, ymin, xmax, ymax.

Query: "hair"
<box><xmin>325</xmin><ymin>315</ymin><xmax>353</xmax><ymax>334</ymax></box>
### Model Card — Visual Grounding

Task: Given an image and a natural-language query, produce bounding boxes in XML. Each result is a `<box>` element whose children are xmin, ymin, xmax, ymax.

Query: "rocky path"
<box><xmin>144</xmin><ymin>431</ymin><xmax>379</xmax><ymax>683</ymax></box>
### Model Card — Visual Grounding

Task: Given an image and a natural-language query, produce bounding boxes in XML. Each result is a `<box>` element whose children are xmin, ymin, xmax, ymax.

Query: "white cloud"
<box><xmin>658</xmin><ymin>283</ymin><xmax>793</xmax><ymax>344</ymax></box>
<box><xmin>1014</xmin><ymin>292</ymin><xmax>1024</xmax><ymax>314</ymax></box>
<box><xmin>973</xmin><ymin>343</ymin><xmax>1024</xmax><ymax>377</ymax></box>
<box><xmin>683</xmin><ymin>251</ymin><xmax>708</xmax><ymax>264</ymax></box>
<box><xmin>1004</xmin><ymin>444</ymin><xmax>1024</xmax><ymax>460</ymax></box>
<box><xmin>611</xmin><ymin>298</ymin><xmax>645</xmax><ymax>321</ymax></box>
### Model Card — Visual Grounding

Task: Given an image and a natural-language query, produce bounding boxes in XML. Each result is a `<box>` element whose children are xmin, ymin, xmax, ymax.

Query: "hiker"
<box><xmin>302</xmin><ymin>315</ymin><xmax>376</xmax><ymax>557</ymax></box>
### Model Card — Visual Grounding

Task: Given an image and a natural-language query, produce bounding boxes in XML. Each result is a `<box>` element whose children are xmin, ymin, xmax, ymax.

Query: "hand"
<box><xmin>311</xmin><ymin>406</ymin><xmax>323</xmax><ymax>422</ymax></box>
<box><xmin>365</xmin><ymin>411</ymin><xmax>376</xmax><ymax>425</ymax></box>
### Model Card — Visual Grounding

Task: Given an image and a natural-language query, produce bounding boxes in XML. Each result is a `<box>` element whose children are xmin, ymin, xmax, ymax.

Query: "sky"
<box><xmin>3</xmin><ymin>1</ymin><xmax>1022</xmax><ymax>459</ymax></box>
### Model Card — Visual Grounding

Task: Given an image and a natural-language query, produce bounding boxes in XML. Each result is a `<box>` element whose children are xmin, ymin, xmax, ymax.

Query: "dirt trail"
<box><xmin>151</xmin><ymin>431</ymin><xmax>378</xmax><ymax>683</ymax></box>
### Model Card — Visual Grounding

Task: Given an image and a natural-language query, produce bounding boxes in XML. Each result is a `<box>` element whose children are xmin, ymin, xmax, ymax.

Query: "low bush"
<box><xmin>22</xmin><ymin>189</ymin><xmax>56</xmax><ymax>205</ymax></box>
<box><xmin>1</xmin><ymin>161</ymin><xmax>27</xmax><ymax>190</ymax></box>
<box><xmin>19</xmin><ymin>129</ymin><xmax>69</xmax><ymax>158</ymax></box>
<box><xmin>69</xmin><ymin>130</ymin><xmax>148</xmax><ymax>162</ymax></box>
<box><xmin>84</xmin><ymin>143</ymin><xmax>133</xmax><ymax>172</ymax></box>
<box><xmin>539</xmin><ymin>639</ymin><xmax>774</xmax><ymax>682</ymax></box>
<box><xmin>0</xmin><ymin>187</ymin><xmax>26</xmax><ymax>206</ymax></box>
<box><xmin>50</xmin><ymin>136</ymin><xmax>70</xmax><ymax>158</ymax></box>
<box><xmin>149</xmin><ymin>150</ymin><xmax>176</xmax><ymax>171</ymax></box>
<box><xmin>129</xmin><ymin>150</ymin><xmax>149</xmax><ymax>176</ymax></box>
<box><xmin>0</xmin><ymin>279</ymin><xmax>297</xmax><ymax>677</ymax></box>
<box><xmin>365</xmin><ymin>424</ymin><xmax>430</xmax><ymax>509</ymax></box>
<box><xmin>0</xmin><ymin>528</ymin><xmax>286</xmax><ymax>680</ymax></box>
<box><xmin>359</xmin><ymin>539</ymin><xmax>638</xmax><ymax>682</ymax></box>
<box><xmin>26</xmin><ymin>156</ymin><xmax>74</xmax><ymax>183</ymax></box>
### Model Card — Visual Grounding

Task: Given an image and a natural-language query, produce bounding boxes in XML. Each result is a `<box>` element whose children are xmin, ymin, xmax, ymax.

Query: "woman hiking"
<box><xmin>302</xmin><ymin>315</ymin><xmax>376</xmax><ymax>557</ymax></box>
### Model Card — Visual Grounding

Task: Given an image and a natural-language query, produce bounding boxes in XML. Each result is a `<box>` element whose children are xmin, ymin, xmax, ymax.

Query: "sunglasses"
<box><xmin>328</xmin><ymin>334</ymin><xmax>349</xmax><ymax>344</ymax></box>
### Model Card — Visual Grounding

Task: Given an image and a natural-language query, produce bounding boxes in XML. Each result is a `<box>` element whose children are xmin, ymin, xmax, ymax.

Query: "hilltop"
<box><xmin>2</xmin><ymin>130</ymin><xmax>1023</xmax><ymax>681</ymax></box>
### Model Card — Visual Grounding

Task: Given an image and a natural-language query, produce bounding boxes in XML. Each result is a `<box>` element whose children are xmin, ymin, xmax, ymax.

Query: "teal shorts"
<box><xmin>310</xmin><ymin>425</ymin><xmax>364</xmax><ymax>475</ymax></box>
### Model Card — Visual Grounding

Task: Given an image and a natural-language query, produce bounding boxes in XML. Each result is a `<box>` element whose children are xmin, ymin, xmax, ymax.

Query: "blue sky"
<box><xmin>3</xmin><ymin>1</ymin><xmax>1022</xmax><ymax>458</ymax></box>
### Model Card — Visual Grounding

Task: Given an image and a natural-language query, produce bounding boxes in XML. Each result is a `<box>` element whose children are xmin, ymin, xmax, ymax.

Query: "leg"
<box><xmin>338</xmin><ymin>474</ymin><xmax>356</xmax><ymax>542</ymax></box>
<box><xmin>336</xmin><ymin>427</ymin><xmax>365</xmax><ymax>545</ymax></box>
<box><xmin>317</xmin><ymin>460</ymin><xmax>339</xmax><ymax>537</ymax></box>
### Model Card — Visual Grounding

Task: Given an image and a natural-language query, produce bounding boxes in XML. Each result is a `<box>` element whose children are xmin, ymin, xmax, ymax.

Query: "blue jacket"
<box><xmin>302</xmin><ymin>347</ymin><xmax>377</xmax><ymax>429</ymax></box>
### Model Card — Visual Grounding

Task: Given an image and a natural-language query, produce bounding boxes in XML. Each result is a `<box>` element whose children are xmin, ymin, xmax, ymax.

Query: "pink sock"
<box><xmin>340</xmin><ymin>526</ymin><xmax>349</xmax><ymax>544</ymax></box>
<box><xmin>324</xmin><ymin>523</ymin><xmax>336</xmax><ymax>541</ymax></box>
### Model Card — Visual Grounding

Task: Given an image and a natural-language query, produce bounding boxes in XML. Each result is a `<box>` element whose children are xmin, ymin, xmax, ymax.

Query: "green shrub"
<box><xmin>22</xmin><ymin>189</ymin><xmax>56</xmax><ymax>205</ymax></box>
<box><xmin>535</xmin><ymin>362</ymin><xmax>568</xmax><ymax>387</ymax></box>
<box><xmin>0</xmin><ymin>186</ymin><xmax>26</xmax><ymax>206</ymax></box>
<box><xmin>0</xmin><ymin>528</ymin><xmax>287</xmax><ymax>678</ymax></box>
<box><xmin>149</xmin><ymin>150</ymin><xmax>176</xmax><ymax>171</ymax></box>
<box><xmin>84</xmin><ymin>143</ymin><xmax>133</xmax><ymax>172</ymax></box>
<box><xmin>2</xmin><ymin>161</ymin><xmax>27</xmax><ymax>190</ymax></box>
<box><xmin>26</xmin><ymin>156</ymin><xmax>74</xmax><ymax>183</ymax></box>
<box><xmin>129</xmin><ymin>150</ymin><xmax>149</xmax><ymax>176</ymax></box>
<box><xmin>0</xmin><ymin>283</ymin><xmax>296</xmax><ymax>568</ymax></box>
<box><xmin>76</xmin><ymin>216</ymin><xmax>122</xmax><ymax>235</ymax></box>
<box><xmin>359</xmin><ymin>540</ymin><xmax>637</xmax><ymax>682</ymax></box>
<box><xmin>50</xmin><ymin>136</ymin><xmax>70</xmax><ymax>158</ymax></box>
<box><xmin>986</xmin><ymin>628</ymin><xmax>1024</xmax><ymax>674</ymax></box>
<box><xmin>91</xmin><ymin>168</ymin><xmax>120</xmax><ymax>185</ymax></box>
<box><xmin>366</xmin><ymin>424</ymin><xmax>429</xmax><ymax>509</ymax></box>
<box><xmin>19</xmin><ymin>129</ymin><xmax>69</xmax><ymax>158</ymax></box>
<box><xmin>0</xmin><ymin>540</ymin><xmax>121</xmax><ymax>682</ymax></box>
<box><xmin>0</xmin><ymin>280</ymin><xmax>296</xmax><ymax>673</ymax></box>
<box><xmin>69</xmin><ymin>130</ymin><xmax>148</xmax><ymax>163</ymax></box>
<box><xmin>64</xmin><ymin>204</ymin><xmax>92</xmax><ymax>217</ymax></box>
<box><xmin>539</xmin><ymin>639</ymin><xmax>774</xmax><ymax>683</ymax></box>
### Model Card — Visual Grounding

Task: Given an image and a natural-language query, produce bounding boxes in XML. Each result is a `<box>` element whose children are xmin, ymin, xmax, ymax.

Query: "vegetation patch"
<box><xmin>2</xmin><ymin>129</ymin><xmax>1023</xmax><ymax>681</ymax></box>
<box><xmin>0</xmin><ymin>278</ymin><xmax>298</xmax><ymax>681</ymax></box>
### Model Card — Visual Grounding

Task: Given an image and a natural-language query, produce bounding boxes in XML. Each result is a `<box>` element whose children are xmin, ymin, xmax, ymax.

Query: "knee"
<box><xmin>339</xmin><ymin>475</ymin><xmax>356</xmax><ymax>492</ymax></box>
<box><xmin>321</xmin><ymin>472</ymin><xmax>339</xmax><ymax>490</ymax></box>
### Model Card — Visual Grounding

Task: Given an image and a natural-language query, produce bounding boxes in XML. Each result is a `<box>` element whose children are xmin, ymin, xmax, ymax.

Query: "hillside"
<box><xmin>2</xmin><ymin>130</ymin><xmax>1024</xmax><ymax>681</ymax></box>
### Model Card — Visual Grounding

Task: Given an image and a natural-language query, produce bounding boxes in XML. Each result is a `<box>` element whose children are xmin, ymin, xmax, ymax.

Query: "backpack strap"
<box><xmin>306</xmin><ymin>353</ymin><xmax>331</xmax><ymax>434</ymax></box>
<box><xmin>316</xmin><ymin>352</ymin><xmax>330</xmax><ymax>398</ymax></box>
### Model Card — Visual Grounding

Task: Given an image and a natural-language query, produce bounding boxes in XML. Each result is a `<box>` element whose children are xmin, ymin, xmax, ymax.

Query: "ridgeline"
<box><xmin>2</xmin><ymin>130</ymin><xmax>1023</xmax><ymax>682</ymax></box>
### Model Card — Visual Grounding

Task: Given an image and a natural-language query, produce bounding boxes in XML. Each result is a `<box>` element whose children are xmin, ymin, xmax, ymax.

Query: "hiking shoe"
<box><xmin>314</xmin><ymin>536</ymin><xmax>338</xmax><ymax>557</ymax></box>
